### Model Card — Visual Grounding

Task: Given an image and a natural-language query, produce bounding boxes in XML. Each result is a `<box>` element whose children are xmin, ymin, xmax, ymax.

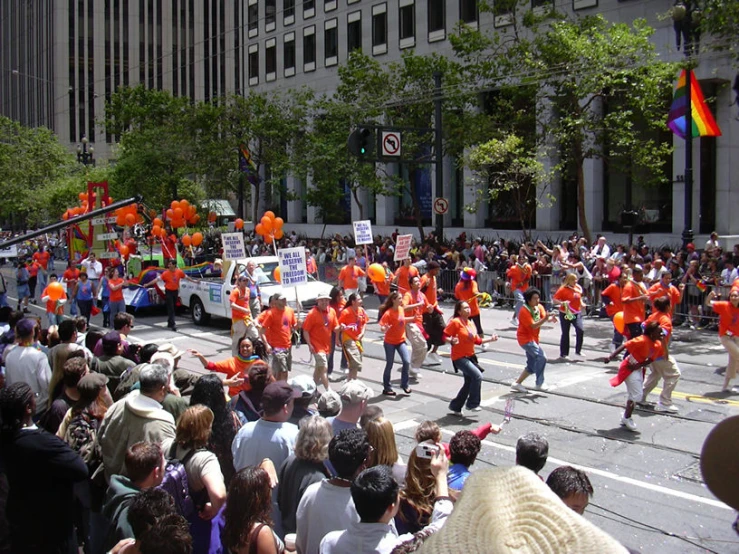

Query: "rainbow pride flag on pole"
<box><xmin>667</xmin><ymin>69</ymin><xmax>722</xmax><ymax>139</ymax></box>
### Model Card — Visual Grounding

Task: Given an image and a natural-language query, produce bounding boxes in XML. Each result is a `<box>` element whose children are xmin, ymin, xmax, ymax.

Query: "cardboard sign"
<box><xmin>278</xmin><ymin>247</ymin><xmax>308</xmax><ymax>287</ymax></box>
<box><xmin>394</xmin><ymin>234</ymin><xmax>413</xmax><ymax>262</ymax></box>
<box><xmin>222</xmin><ymin>232</ymin><xmax>247</xmax><ymax>260</ymax></box>
<box><xmin>353</xmin><ymin>220</ymin><xmax>373</xmax><ymax>245</ymax></box>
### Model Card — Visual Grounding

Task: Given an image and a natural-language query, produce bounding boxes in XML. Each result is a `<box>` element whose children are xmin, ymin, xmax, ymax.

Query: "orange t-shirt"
<box><xmin>553</xmin><ymin>284</ymin><xmax>583</xmax><ymax>313</ymax></box>
<box><xmin>380</xmin><ymin>306</ymin><xmax>406</xmax><ymax>345</ymax></box>
<box><xmin>338</xmin><ymin>265</ymin><xmax>366</xmax><ymax>290</ymax></box>
<box><xmin>160</xmin><ymin>269</ymin><xmax>186</xmax><ymax>291</ymax></box>
<box><xmin>517</xmin><ymin>304</ymin><xmax>546</xmax><ymax>346</ymax></box>
<box><xmin>207</xmin><ymin>356</ymin><xmax>256</xmax><ymax>397</ymax></box>
<box><xmin>260</xmin><ymin>307</ymin><xmax>297</xmax><ymax>350</ymax></box>
<box><xmin>338</xmin><ymin>307</ymin><xmax>368</xmax><ymax>341</ymax></box>
<box><xmin>229</xmin><ymin>288</ymin><xmax>252</xmax><ymax>323</ymax></box>
<box><xmin>444</xmin><ymin>317</ymin><xmax>481</xmax><ymax>361</ymax></box>
<box><xmin>507</xmin><ymin>264</ymin><xmax>532</xmax><ymax>292</ymax></box>
<box><xmin>28</xmin><ymin>262</ymin><xmax>40</xmax><ymax>278</ymax></box>
<box><xmin>624</xmin><ymin>335</ymin><xmax>664</xmax><ymax>363</ymax></box>
<box><xmin>374</xmin><ymin>271</ymin><xmax>394</xmax><ymax>296</ymax></box>
<box><xmin>395</xmin><ymin>265</ymin><xmax>419</xmax><ymax>294</ymax></box>
<box><xmin>712</xmin><ymin>301</ymin><xmax>739</xmax><ymax>337</ymax></box>
<box><xmin>601</xmin><ymin>283</ymin><xmax>623</xmax><ymax>317</ymax></box>
<box><xmin>455</xmin><ymin>280</ymin><xmax>479</xmax><ymax>317</ymax></box>
<box><xmin>421</xmin><ymin>274</ymin><xmax>438</xmax><ymax>306</ymax></box>
<box><xmin>403</xmin><ymin>289</ymin><xmax>429</xmax><ymax>326</ymax></box>
<box><xmin>646</xmin><ymin>311</ymin><xmax>673</xmax><ymax>343</ymax></box>
<box><xmin>622</xmin><ymin>280</ymin><xmax>647</xmax><ymax>325</ymax></box>
<box><xmin>62</xmin><ymin>268</ymin><xmax>80</xmax><ymax>292</ymax></box>
<box><xmin>108</xmin><ymin>278</ymin><xmax>125</xmax><ymax>302</ymax></box>
<box><xmin>647</xmin><ymin>282</ymin><xmax>681</xmax><ymax>312</ymax></box>
<box><xmin>302</xmin><ymin>307</ymin><xmax>338</xmax><ymax>354</ymax></box>
<box><xmin>33</xmin><ymin>251</ymin><xmax>50</xmax><ymax>270</ymax></box>
<box><xmin>42</xmin><ymin>286</ymin><xmax>67</xmax><ymax>315</ymax></box>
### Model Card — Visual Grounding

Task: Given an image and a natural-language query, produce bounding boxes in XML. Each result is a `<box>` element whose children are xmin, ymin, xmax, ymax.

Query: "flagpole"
<box><xmin>682</xmin><ymin>66</ymin><xmax>694</xmax><ymax>250</ymax></box>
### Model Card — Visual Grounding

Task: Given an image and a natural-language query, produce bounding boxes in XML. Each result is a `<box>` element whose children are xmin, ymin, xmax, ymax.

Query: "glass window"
<box><xmin>284</xmin><ymin>0</ymin><xmax>295</xmax><ymax>20</ymax></box>
<box><xmin>266</xmin><ymin>44</ymin><xmax>277</xmax><ymax>74</ymax></box>
<box><xmin>284</xmin><ymin>34</ymin><xmax>296</xmax><ymax>75</ymax></box>
<box><xmin>348</xmin><ymin>15</ymin><xmax>362</xmax><ymax>52</ymax></box>
<box><xmin>372</xmin><ymin>6</ymin><xmax>387</xmax><ymax>48</ymax></box>
<box><xmin>399</xmin><ymin>3</ymin><xmax>415</xmax><ymax>41</ymax></box>
<box><xmin>304</xmin><ymin>0</ymin><xmax>315</xmax><ymax>16</ymax></box>
<box><xmin>248</xmin><ymin>2</ymin><xmax>258</xmax><ymax>33</ymax></box>
<box><xmin>459</xmin><ymin>0</ymin><xmax>477</xmax><ymax>23</ymax></box>
<box><xmin>304</xmin><ymin>30</ymin><xmax>316</xmax><ymax>66</ymax></box>
<box><xmin>325</xmin><ymin>23</ymin><xmax>338</xmax><ymax>61</ymax></box>
<box><xmin>428</xmin><ymin>0</ymin><xmax>445</xmax><ymax>32</ymax></box>
<box><xmin>248</xmin><ymin>48</ymin><xmax>259</xmax><ymax>82</ymax></box>
<box><xmin>266</xmin><ymin>0</ymin><xmax>276</xmax><ymax>27</ymax></box>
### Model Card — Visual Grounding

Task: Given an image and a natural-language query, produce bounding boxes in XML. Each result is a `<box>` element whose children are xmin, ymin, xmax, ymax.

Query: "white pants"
<box><xmin>625</xmin><ymin>369</ymin><xmax>644</xmax><ymax>402</ymax></box>
<box><xmin>643</xmin><ymin>356</ymin><xmax>681</xmax><ymax>405</ymax></box>
<box><xmin>719</xmin><ymin>334</ymin><xmax>739</xmax><ymax>381</ymax></box>
<box><xmin>405</xmin><ymin>322</ymin><xmax>427</xmax><ymax>368</ymax></box>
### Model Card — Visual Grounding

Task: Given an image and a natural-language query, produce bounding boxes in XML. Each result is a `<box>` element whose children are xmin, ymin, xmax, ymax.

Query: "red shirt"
<box><xmin>33</xmin><ymin>251</ymin><xmax>50</xmax><ymax>270</ymax></box>
<box><xmin>302</xmin><ymin>307</ymin><xmax>338</xmax><ymax>354</ymax></box>
<box><xmin>62</xmin><ymin>268</ymin><xmax>80</xmax><ymax>292</ymax></box>
<box><xmin>338</xmin><ymin>265</ymin><xmax>365</xmax><ymax>290</ymax></box>
<box><xmin>160</xmin><ymin>269</ymin><xmax>186</xmax><ymax>291</ymax></box>
<box><xmin>403</xmin><ymin>289</ymin><xmax>429</xmax><ymax>326</ymax></box>
<box><xmin>553</xmin><ymin>284</ymin><xmax>583</xmax><ymax>313</ymax></box>
<box><xmin>507</xmin><ymin>264</ymin><xmax>532</xmax><ymax>292</ymax></box>
<box><xmin>380</xmin><ymin>306</ymin><xmax>406</xmax><ymax>345</ymax></box>
<box><xmin>444</xmin><ymin>317</ymin><xmax>481</xmax><ymax>361</ymax></box>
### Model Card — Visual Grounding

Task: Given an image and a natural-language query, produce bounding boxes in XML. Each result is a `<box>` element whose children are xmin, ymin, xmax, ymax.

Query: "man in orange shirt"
<box><xmin>230</xmin><ymin>274</ymin><xmax>259</xmax><ymax>356</ymax></box>
<box><xmin>61</xmin><ymin>261</ymin><xmax>80</xmax><ymax>316</ymax></box>
<box><xmin>601</xmin><ymin>271</ymin><xmax>628</xmax><ymax>353</ymax></box>
<box><xmin>393</xmin><ymin>258</ymin><xmax>419</xmax><ymax>295</ymax></box>
<box><xmin>621</xmin><ymin>265</ymin><xmax>649</xmax><ymax>339</ymax></box>
<box><xmin>338</xmin><ymin>257</ymin><xmax>366</xmax><ymax>297</ymax></box>
<box><xmin>258</xmin><ymin>292</ymin><xmax>299</xmax><ymax>381</ymax></box>
<box><xmin>302</xmin><ymin>293</ymin><xmax>339</xmax><ymax>390</ymax></box>
<box><xmin>647</xmin><ymin>269</ymin><xmax>684</xmax><ymax>314</ymax></box>
<box><xmin>33</xmin><ymin>247</ymin><xmax>51</xmax><ymax>289</ymax></box>
<box><xmin>506</xmin><ymin>255</ymin><xmax>532</xmax><ymax>326</ymax></box>
<box><xmin>145</xmin><ymin>259</ymin><xmax>194</xmax><ymax>332</ymax></box>
<box><xmin>403</xmin><ymin>276</ymin><xmax>432</xmax><ymax>379</ymax></box>
<box><xmin>421</xmin><ymin>261</ymin><xmax>445</xmax><ymax>365</ymax></box>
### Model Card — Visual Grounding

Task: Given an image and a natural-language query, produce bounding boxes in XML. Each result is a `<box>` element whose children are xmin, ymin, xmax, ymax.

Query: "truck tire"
<box><xmin>191</xmin><ymin>297</ymin><xmax>210</xmax><ymax>325</ymax></box>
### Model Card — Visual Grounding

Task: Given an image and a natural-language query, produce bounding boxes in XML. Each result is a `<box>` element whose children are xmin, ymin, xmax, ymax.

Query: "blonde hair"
<box><xmin>399</xmin><ymin>421</ymin><xmax>441</xmax><ymax>526</ymax></box>
<box><xmin>294</xmin><ymin>415</ymin><xmax>332</xmax><ymax>463</ymax></box>
<box><xmin>365</xmin><ymin>417</ymin><xmax>399</xmax><ymax>467</ymax></box>
<box><xmin>176</xmin><ymin>405</ymin><xmax>214</xmax><ymax>450</ymax></box>
<box><xmin>564</xmin><ymin>273</ymin><xmax>578</xmax><ymax>286</ymax></box>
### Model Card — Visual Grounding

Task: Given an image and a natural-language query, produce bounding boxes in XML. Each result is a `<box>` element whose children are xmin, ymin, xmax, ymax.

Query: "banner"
<box><xmin>394</xmin><ymin>234</ymin><xmax>413</xmax><ymax>262</ymax></box>
<box><xmin>278</xmin><ymin>247</ymin><xmax>308</xmax><ymax>287</ymax></box>
<box><xmin>222</xmin><ymin>232</ymin><xmax>247</xmax><ymax>260</ymax></box>
<box><xmin>353</xmin><ymin>220</ymin><xmax>373</xmax><ymax>245</ymax></box>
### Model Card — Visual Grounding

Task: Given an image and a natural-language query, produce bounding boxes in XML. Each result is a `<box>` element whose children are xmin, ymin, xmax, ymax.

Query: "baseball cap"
<box><xmin>687</xmin><ymin>243</ymin><xmax>695</xmax><ymax>250</ymax></box>
<box><xmin>316</xmin><ymin>293</ymin><xmax>331</xmax><ymax>300</ymax></box>
<box><xmin>102</xmin><ymin>331</ymin><xmax>122</xmax><ymax>347</ymax></box>
<box><xmin>317</xmin><ymin>389</ymin><xmax>342</xmax><ymax>416</ymax></box>
<box><xmin>77</xmin><ymin>373</ymin><xmax>109</xmax><ymax>403</ymax></box>
<box><xmin>272</xmin><ymin>292</ymin><xmax>287</xmax><ymax>302</ymax></box>
<box><xmin>289</xmin><ymin>374</ymin><xmax>317</xmax><ymax>399</ymax></box>
<box><xmin>338</xmin><ymin>380</ymin><xmax>372</xmax><ymax>405</ymax></box>
<box><xmin>262</xmin><ymin>382</ymin><xmax>300</xmax><ymax>413</ymax></box>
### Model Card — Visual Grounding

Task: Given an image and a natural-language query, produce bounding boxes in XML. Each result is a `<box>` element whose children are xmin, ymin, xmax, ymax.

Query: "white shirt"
<box><xmin>296</xmin><ymin>480</ymin><xmax>359</xmax><ymax>554</ymax></box>
<box><xmin>4</xmin><ymin>345</ymin><xmax>52</xmax><ymax>415</ymax></box>
<box><xmin>721</xmin><ymin>268</ymin><xmax>738</xmax><ymax>285</ymax></box>
<box><xmin>591</xmin><ymin>242</ymin><xmax>611</xmax><ymax>260</ymax></box>
<box><xmin>80</xmin><ymin>258</ymin><xmax>102</xmax><ymax>279</ymax></box>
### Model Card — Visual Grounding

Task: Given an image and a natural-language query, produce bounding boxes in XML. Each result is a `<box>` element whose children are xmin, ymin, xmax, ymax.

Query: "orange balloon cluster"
<box><xmin>114</xmin><ymin>204</ymin><xmax>142</xmax><ymax>227</ymax></box>
<box><xmin>181</xmin><ymin>232</ymin><xmax>205</xmax><ymax>248</ymax></box>
<box><xmin>166</xmin><ymin>199</ymin><xmax>200</xmax><ymax>229</ymax></box>
<box><xmin>254</xmin><ymin>211</ymin><xmax>284</xmax><ymax>244</ymax></box>
<box><xmin>62</xmin><ymin>190</ymin><xmax>113</xmax><ymax>220</ymax></box>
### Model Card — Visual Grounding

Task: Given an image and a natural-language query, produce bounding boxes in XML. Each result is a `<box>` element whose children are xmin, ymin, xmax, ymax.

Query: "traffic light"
<box><xmin>347</xmin><ymin>126</ymin><xmax>375</xmax><ymax>158</ymax></box>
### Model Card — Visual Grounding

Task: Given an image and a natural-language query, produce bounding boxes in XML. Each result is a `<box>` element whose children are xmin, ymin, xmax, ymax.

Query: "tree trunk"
<box><xmin>351</xmin><ymin>187</ymin><xmax>364</xmax><ymax>220</ymax></box>
<box><xmin>573</xmin><ymin>139</ymin><xmax>592</xmax><ymax>244</ymax></box>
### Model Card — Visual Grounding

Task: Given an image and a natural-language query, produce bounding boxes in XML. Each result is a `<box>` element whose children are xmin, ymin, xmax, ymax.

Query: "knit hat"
<box><xmin>460</xmin><ymin>267</ymin><xmax>477</xmax><ymax>281</ymax></box>
<box><xmin>417</xmin><ymin>466</ymin><xmax>627</xmax><ymax>554</ymax></box>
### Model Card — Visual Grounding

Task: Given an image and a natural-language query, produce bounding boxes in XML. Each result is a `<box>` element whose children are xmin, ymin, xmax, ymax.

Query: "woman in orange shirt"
<box><xmin>553</xmin><ymin>273</ymin><xmax>585</xmax><ymax>361</ymax></box>
<box><xmin>338</xmin><ymin>293</ymin><xmax>368</xmax><ymax>381</ymax></box>
<box><xmin>379</xmin><ymin>292</ymin><xmax>411</xmax><ymax>396</ymax></box>
<box><xmin>454</xmin><ymin>268</ymin><xmax>483</xmax><ymax>338</ymax></box>
<box><xmin>442</xmin><ymin>301</ymin><xmax>498</xmax><ymax>415</ymax></box>
<box><xmin>707</xmin><ymin>288</ymin><xmax>739</xmax><ymax>393</ymax></box>
<box><xmin>327</xmin><ymin>286</ymin><xmax>347</xmax><ymax>379</ymax></box>
<box><xmin>601</xmin><ymin>271</ymin><xmax>628</xmax><ymax>353</ymax></box>
<box><xmin>189</xmin><ymin>336</ymin><xmax>268</xmax><ymax>397</ymax></box>
<box><xmin>512</xmin><ymin>287</ymin><xmax>557</xmax><ymax>393</ymax></box>
<box><xmin>107</xmin><ymin>267</ymin><xmax>128</xmax><ymax>324</ymax></box>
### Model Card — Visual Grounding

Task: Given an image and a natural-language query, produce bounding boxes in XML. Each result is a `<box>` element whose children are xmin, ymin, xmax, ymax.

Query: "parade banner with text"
<box><xmin>394</xmin><ymin>234</ymin><xmax>413</xmax><ymax>261</ymax></box>
<box><xmin>353</xmin><ymin>220</ymin><xmax>373</xmax><ymax>245</ymax></box>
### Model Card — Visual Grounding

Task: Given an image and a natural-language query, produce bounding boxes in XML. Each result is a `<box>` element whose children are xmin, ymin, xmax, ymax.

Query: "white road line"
<box><xmin>392</xmin><ymin>419</ymin><xmax>420</xmax><ymax>432</ymax></box>
<box><xmin>439</xmin><ymin>428</ymin><xmax>730</xmax><ymax>510</ymax></box>
<box><xmin>480</xmin><ymin>395</ymin><xmax>506</xmax><ymax>407</ymax></box>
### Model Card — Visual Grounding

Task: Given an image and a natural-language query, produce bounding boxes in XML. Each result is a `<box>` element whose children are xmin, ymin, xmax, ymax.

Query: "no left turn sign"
<box><xmin>381</xmin><ymin>131</ymin><xmax>401</xmax><ymax>157</ymax></box>
<box><xmin>433</xmin><ymin>197</ymin><xmax>449</xmax><ymax>215</ymax></box>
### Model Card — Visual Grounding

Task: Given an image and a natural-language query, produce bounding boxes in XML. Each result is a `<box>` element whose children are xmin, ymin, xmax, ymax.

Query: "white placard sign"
<box><xmin>0</xmin><ymin>245</ymin><xmax>18</xmax><ymax>258</ymax></box>
<box><xmin>99</xmin><ymin>251</ymin><xmax>120</xmax><ymax>259</ymax></box>
<box><xmin>222</xmin><ymin>232</ymin><xmax>247</xmax><ymax>260</ymax></box>
<box><xmin>353</xmin><ymin>220</ymin><xmax>373</xmax><ymax>245</ymax></box>
<box><xmin>97</xmin><ymin>232</ymin><xmax>119</xmax><ymax>241</ymax></box>
<box><xmin>394</xmin><ymin>234</ymin><xmax>413</xmax><ymax>262</ymax></box>
<box><xmin>91</xmin><ymin>217</ymin><xmax>117</xmax><ymax>225</ymax></box>
<box><xmin>278</xmin><ymin>247</ymin><xmax>307</xmax><ymax>287</ymax></box>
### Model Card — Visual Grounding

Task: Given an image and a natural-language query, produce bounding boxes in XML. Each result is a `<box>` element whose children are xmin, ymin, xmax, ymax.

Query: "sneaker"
<box><xmin>511</xmin><ymin>383</ymin><xmax>528</xmax><ymax>393</ymax></box>
<box><xmin>620</xmin><ymin>417</ymin><xmax>638</xmax><ymax>432</ymax></box>
<box><xmin>424</xmin><ymin>353</ymin><xmax>442</xmax><ymax>366</ymax></box>
<box><xmin>510</xmin><ymin>317</ymin><xmax>519</xmax><ymax>326</ymax></box>
<box><xmin>535</xmin><ymin>383</ymin><xmax>550</xmax><ymax>392</ymax></box>
<box><xmin>328</xmin><ymin>374</ymin><xmax>345</xmax><ymax>383</ymax></box>
<box><xmin>410</xmin><ymin>368</ymin><xmax>422</xmax><ymax>379</ymax></box>
<box><xmin>449</xmin><ymin>409</ymin><xmax>463</xmax><ymax>416</ymax></box>
<box><xmin>468</xmin><ymin>406</ymin><xmax>482</xmax><ymax>412</ymax></box>
<box><xmin>574</xmin><ymin>352</ymin><xmax>586</xmax><ymax>358</ymax></box>
<box><xmin>655</xmin><ymin>402</ymin><xmax>679</xmax><ymax>413</ymax></box>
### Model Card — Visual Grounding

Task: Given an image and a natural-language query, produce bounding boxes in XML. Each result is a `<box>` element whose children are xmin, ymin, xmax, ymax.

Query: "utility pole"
<box><xmin>433</xmin><ymin>72</ymin><xmax>443</xmax><ymax>240</ymax></box>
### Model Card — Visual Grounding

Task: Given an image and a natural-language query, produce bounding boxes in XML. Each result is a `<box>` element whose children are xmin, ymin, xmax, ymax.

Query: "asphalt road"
<box><xmin>3</xmin><ymin>267</ymin><xmax>738</xmax><ymax>553</ymax></box>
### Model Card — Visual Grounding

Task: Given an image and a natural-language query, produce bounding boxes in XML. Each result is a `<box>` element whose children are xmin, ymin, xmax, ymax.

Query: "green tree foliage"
<box><xmin>701</xmin><ymin>0</ymin><xmax>739</xmax><ymax>60</ymax></box>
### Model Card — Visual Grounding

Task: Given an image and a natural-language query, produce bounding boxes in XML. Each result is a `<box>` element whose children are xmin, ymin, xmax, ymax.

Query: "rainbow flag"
<box><xmin>667</xmin><ymin>69</ymin><xmax>722</xmax><ymax>139</ymax></box>
<box><xmin>696</xmin><ymin>280</ymin><xmax>708</xmax><ymax>293</ymax></box>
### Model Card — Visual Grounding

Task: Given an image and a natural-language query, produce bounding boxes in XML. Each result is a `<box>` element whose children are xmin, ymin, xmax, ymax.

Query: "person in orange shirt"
<box><xmin>27</xmin><ymin>259</ymin><xmax>40</xmax><ymax>303</ymax></box>
<box><xmin>621</xmin><ymin>265</ymin><xmax>649</xmax><ymax>339</ymax></box>
<box><xmin>107</xmin><ymin>267</ymin><xmax>129</xmax><ymax>323</ymax></box>
<box><xmin>511</xmin><ymin>288</ymin><xmax>558</xmax><ymax>394</ymax></box>
<box><xmin>40</xmin><ymin>273</ymin><xmax>67</xmax><ymax>327</ymax></box>
<box><xmin>707</xmin><ymin>288</ymin><xmax>739</xmax><ymax>393</ymax></box>
<box><xmin>189</xmin><ymin>336</ymin><xmax>267</xmax><ymax>397</ymax></box>
<box><xmin>506</xmin><ymin>255</ymin><xmax>532</xmax><ymax>326</ymax></box>
<box><xmin>61</xmin><ymin>262</ymin><xmax>80</xmax><ymax>317</ymax></box>
<box><xmin>258</xmin><ymin>292</ymin><xmax>299</xmax><ymax>381</ymax></box>
<box><xmin>379</xmin><ymin>292</ymin><xmax>411</xmax><ymax>396</ymax></box>
<box><xmin>338</xmin><ymin>293</ymin><xmax>368</xmax><ymax>381</ymax></box>
<box><xmin>372</xmin><ymin>263</ymin><xmax>394</xmax><ymax>306</ymax></box>
<box><xmin>394</xmin><ymin>258</ymin><xmax>419</xmax><ymax>295</ymax></box>
<box><xmin>553</xmin><ymin>273</ymin><xmax>585</xmax><ymax>361</ymax></box>
<box><xmin>33</xmin><ymin>247</ymin><xmax>51</xmax><ymax>289</ymax></box>
<box><xmin>328</xmin><ymin>287</ymin><xmax>347</xmax><ymax>380</ymax></box>
<box><xmin>302</xmin><ymin>293</ymin><xmax>339</xmax><ymax>391</ymax></box>
<box><xmin>229</xmin><ymin>274</ymin><xmax>259</xmax><ymax>357</ymax></box>
<box><xmin>338</xmin><ymin>257</ymin><xmax>366</xmax><ymax>297</ymax></box>
<box><xmin>601</xmin><ymin>271</ymin><xmax>628</xmax><ymax>352</ymax></box>
<box><xmin>144</xmin><ymin>258</ymin><xmax>194</xmax><ymax>331</ymax></box>
<box><xmin>442</xmin><ymin>301</ymin><xmax>498</xmax><ymax>415</ymax></box>
<box><xmin>403</xmin><ymin>276</ymin><xmax>433</xmax><ymax>379</ymax></box>
<box><xmin>602</xmin><ymin>321</ymin><xmax>664</xmax><ymax>432</ymax></box>
<box><xmin>421</xmin><ymin>261</ymin><xmax>445</xmax><ymax>365</ymax></box>
<box><xmin>647</xmin><ymin>269</ymin><xmax>684</xmax><ymax>314</ymax></box>
<box><xmin>641</xmin><ymin>296</ymin><xmax>681</xmax><ymax>412</ymax></box>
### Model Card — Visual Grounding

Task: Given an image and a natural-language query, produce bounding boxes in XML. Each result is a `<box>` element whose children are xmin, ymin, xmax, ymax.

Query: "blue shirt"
<box><xmin>447</xmin><ymin>463</ymin><xmax>471</xmax><ymax>490</ymax></box>
<box><xmin>76</xmin><ymin>280</ymin><xmax>94</xmax><ymax>301</ymax></box>
<box><xmin>327</xmin><ymin>416</ymin><xmax>359</xmax><ymax>436</ymax></box>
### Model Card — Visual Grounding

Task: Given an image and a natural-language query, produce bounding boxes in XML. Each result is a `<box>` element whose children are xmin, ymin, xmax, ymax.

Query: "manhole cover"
<box><xmin>673</xmin><ymin>461</ymin><xmax>703</xmax><ymax>484</ymax></box>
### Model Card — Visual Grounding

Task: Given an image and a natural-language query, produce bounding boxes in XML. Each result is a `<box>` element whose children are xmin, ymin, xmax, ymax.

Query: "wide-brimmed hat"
<box><xmin>417</xmin><ymin>466</ymin><xmax>627</xmax><ymax>554</ymax></box>
<box><xmin>460</xmin><ymin>267</ymin><xmax>477</xmax><ymax>281</ymax></box>
<box><xmin>157</xmin><ymin>343</ymin><xmax>184</xmax><ymax>359</ymax></box>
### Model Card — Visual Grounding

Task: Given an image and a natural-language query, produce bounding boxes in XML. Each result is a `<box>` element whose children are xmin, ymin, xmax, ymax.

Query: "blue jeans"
<box><xmin>610</xmin><ymin>316</ymin><xmax>624</xmax><ymax>347</ymax></box>
<box><xmin>450</xmin><ymin>357</ymin><xmax>483</xmax><ymax>411</ymax></box>
<box><xmin>522</xmin><ymin>341</ymin><xmax>547</xmax><ymax>387</ymax></box>
<box><xmin>513</xmin><ymin>289</ymin><xmax>525</xmax><ymax>319</ymax></box>
<box><xmin>109</xmin><ymin>299</ymin><xmax>126</xmax><ymax>322</ymax></box>
<box><xmin>383</xmin><ymin>341</ymin><xmax>410</xmax><ymax>390</ymax></box>
<box><xmin>47</xmin><ymin>312</ymin><xmax>63</xmax><ymax>327</ymax></box>
<box><xmin>559</xmin><ymin>312</ymin><xmax>584</xmax><ymax>356</ymax></box>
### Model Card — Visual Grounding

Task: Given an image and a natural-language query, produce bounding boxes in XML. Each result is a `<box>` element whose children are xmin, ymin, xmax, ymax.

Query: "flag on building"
<box><xmin>667</xmin><ymin>69</ymin><xmax>722</xmax><ymax>139</ymax></box>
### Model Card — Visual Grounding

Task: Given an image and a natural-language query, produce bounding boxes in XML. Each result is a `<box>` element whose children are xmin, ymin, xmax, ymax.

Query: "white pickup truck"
<box><xmin>179</xmin><ymin>255</ymin><xmax>333</xmax><ymax>325</ymax></box>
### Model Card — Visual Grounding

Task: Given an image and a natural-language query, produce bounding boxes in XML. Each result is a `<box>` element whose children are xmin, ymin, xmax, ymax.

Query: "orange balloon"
<box><xmin>116</xmin><ymin>215</ymin><xmax>126</xmax><ymax>226</ymax></box>
<box><xmin>171</xmin><ymin>200</ymin><xmax>180</xmax><ymax>211</ymax></box>
<box><xmin>273</xmin><ymin>267</ymin><xmax>281</xmax><ymax>282</ymax></box>
<box><xmin>274</xmin><ymin>229</ymin><xmax>284</xmax><ymax>240</ymax></box>
<box><xmin>255</xmin><ymin>223</ymin><xmax>264</xmax><ymax>235</ymax></box>
<box><xmin>261</xmin><ymin>217</ymin><xmax>273</xmax><ymax>232</ymax></box>
<box><xmin>119</xmin><ymin>245</ymin><xmax>129</xmax><ymax>257</ymax></box>
<box><xmin>264</xmin><ymin>234</ymin><xmax>274</xmax><ymax>244</ymax></box>
<box><xmin>192</xmin><ymin>232</ymin><xmax>204</xmax><ymax>246</ymax></box>
<box><xmin>62</xmin><ymin>211</ymin><xmax>69</xmax><ymax>220</ymax></box>
<box><xmin>174</xmin><ymin>207</ymin><xmax>184</xmax><ymax>219</ymax></box>
<box><xmin>234</xmin><ymin>218</ymin><xmax>244</xmax><ymax>230</ymax></box>
<box><xmin>153</xmin><ymin>217</ymin><xmax>163</xmax><ymax>227</ymax></box>
<box><xmin>180</xmin><ymin>199</ymin><xmax>190</xmax><ymax>209</ymax></box>
<box><xmin>166</xmin><ymin>209</ymin><xmax>174</xmax><ymax>220</ymax></box>
<box><xmin>264</xmin><ymin>211</ymin><xmax>276</xmax><ymax>221</ymax></box>
<box><xmin>47</xmin><ymin>282</ymin><xmax>64</xmax><ymax>301</ymax></box>
<box><xmin>182</xmin><ymin>235</ymin><xmax>192</xmax><ymax>247</ymax></box>
<box><xmin>152</xmin><ymin>225</ymin><xmax>162</xmax><ymax>237</ymax></box>
<box><xmin>190</xmin><ymin>214</ymin><xmax>200</xmax><ymax>224</ymax></box>
<box><xmin>78</xmin><ymin>192</ymin><xmax>86</xmax><ymax>201</ymax></box>
<box><xmin>125</xmin><ymin>213</ymin><xmax>136</xmax><ymax>226</ymax></box>
<box><xmin>613</xmin><ymin>311</ymin><xmax>625</xmax><ymax>334</ymax></box>
<box><xmin>273</xmin><ymin>217</ymin><xmax>284</xmax><ymax>230</ymax></box>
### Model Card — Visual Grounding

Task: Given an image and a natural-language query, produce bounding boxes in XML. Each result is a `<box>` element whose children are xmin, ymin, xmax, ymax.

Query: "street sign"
<box><xmin>97</xmin><ymin>232</ymin><xmax>119</xmax><ymax>241</ymax></box>
<box><xmin>381</xmin><ymin>131</ymin><xmax>401</xmax><ymax>157</ymax></box>
<box><xmin>91</xmin><ymin>217</ymin><xmax>117</xmax><ymax>225</ymax></box>
<box><xmin>394</xmin><ymin>234</ymin><xmax>413</xmax><ymax>261</ymax></box>
<box><xmin>433</xmin><ymin>197</ymin><xmax>449</xmax><ymax>215</ymax></box>
<box><xmin>99</xmin><ymin>251</ymin><xmax>120</xmax><ymax>259</ymax></box>
<box><xmin>353</xmin><ymin>220</ymin><xmax>373</xmax><ymax>245</ymax></box>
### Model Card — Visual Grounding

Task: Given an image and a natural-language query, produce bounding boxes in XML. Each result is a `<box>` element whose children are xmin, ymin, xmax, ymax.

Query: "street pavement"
<box><xmin>3</xmin><ymin>267</ymin><xmax>738</xmax><ymax>553</ymax></box>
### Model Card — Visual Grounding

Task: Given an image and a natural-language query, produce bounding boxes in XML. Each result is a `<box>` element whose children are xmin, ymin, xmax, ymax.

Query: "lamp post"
<box><xmin>76</xmin><ymin>135</ymin><xmax>94</xmax><ymax>167</ymax></box>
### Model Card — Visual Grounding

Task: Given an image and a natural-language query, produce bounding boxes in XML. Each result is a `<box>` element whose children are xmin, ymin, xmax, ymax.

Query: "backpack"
<box><xmin>158</xmin><ymin>442</ymin><xmax>198</xmax><ymax>519</ymax></box>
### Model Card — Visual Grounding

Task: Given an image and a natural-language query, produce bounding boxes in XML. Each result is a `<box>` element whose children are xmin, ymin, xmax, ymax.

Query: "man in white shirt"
<box><xmin>721</xmin><ymin>258</ymin><xmax>738</xmax><ymax>286</ymax></box>
<box><xmin>296</xmin><ymin>429</ymin><xmax>370</xmax><ymax>554</ymax></box>
<box><xmin>589</xmin><ymin>236</ymin><xmax>610</xmax><ymax>261</ymax></box>
<box><xmin>4</xmin><ymin>318</ymin><xmax>51</xmax><ymax>418</ymax></box>
<box><xmin>319</xmin><ymin>450</ymin><xmax>452</xmax><ymax>554</ymax></box>
<box><xmin>80</xmin><ymin>251</ymin><xmax>103</xmax><ymax>291</ymax></box>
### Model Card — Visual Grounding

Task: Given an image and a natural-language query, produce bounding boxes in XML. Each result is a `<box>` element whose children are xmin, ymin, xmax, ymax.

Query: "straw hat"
<box><xmin>417</xmin><ymin>466</ymin><xmax>627</xmax><ymax>554</ymax></box>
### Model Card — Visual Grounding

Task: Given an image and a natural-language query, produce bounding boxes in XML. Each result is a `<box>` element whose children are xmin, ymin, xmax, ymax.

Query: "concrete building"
<box><xmin>1</xmin><ymin>0</ymin><xmax>737</xmax><ymax>242</ymax></box>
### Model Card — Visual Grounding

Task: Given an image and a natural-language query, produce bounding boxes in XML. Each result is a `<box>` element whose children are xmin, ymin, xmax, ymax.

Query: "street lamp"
<box><xmin>76</xmin><ymin>135</ymin><xmax>94</xmax><ymax>167</ymax></box>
